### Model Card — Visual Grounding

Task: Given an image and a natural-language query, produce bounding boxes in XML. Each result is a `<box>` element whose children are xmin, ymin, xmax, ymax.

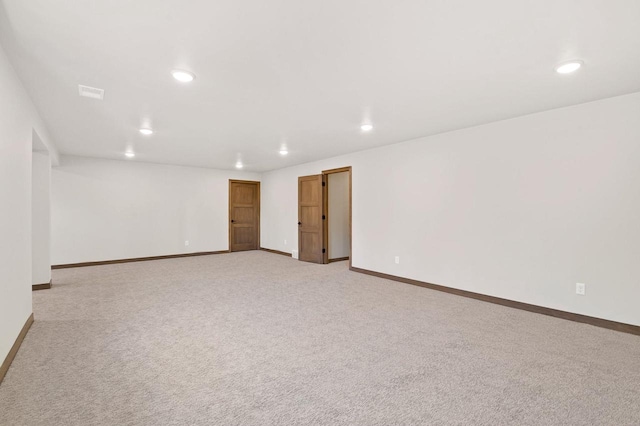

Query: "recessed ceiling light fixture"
<box><xmin>235</xmin><ymin>162</ymin><xmax>243</xmax><ymax>169</ymax></box>
<box><xmin>361</xmin><ymin>123</ymin><xmax>373</xmax><ymax>132</ymax></box>
<box><xmin>139</xmin><ymin>128</ymin><xmax>153</xmax><ymax>136</ymax></box>
<box><xmin>78</xmin><ymin>85</ymin><xmax>105</xmax><ymax>100</ymax></box>
<box><xmin>555</xmin><ymin>60</ymin><xmax>583</xmax><ymax>74</ymax></box>
<box><xmin>171</xmin><ymin>70</ymin><xmax>196</xmax><ymax>83</ymax></box>
<box><xmin>125</xmin><ymin>151</ymin><xmax>135</xmax><ymax>158</ymax></box>
<box><xmin>279</xmin><ymin>148</ymin><xmax>288</xmax><ymax>155</ymax></box>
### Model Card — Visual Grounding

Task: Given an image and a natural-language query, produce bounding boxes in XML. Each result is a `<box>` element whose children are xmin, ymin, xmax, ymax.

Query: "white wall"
<box><xmin>261</xmin><ymin>92</ymin><xmax>640</xmax><ymax>327</ymax></box>
<box><xmin>51</xmin><ymin>156</ymin><xmax>260</xmax><ymax>264</ymax></box>
<box><xmin>328</xmin><ymin>172</ymin><xmax>350</xmax><ymax>259</ymax></box>
<box><xmin>32</xmin><ymin>151</ymin><xmax>51</xmax><ymax>285</ymax></box>
<box><xmin>0</xmin><ymin>42</ymin><xmax>56</xmax><ymax>364</ymax></box>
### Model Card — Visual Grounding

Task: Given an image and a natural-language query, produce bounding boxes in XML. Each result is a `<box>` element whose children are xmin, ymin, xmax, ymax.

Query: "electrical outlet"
<box><xmin>284</xmin><ymin>239</ymin><xmax>287</xmax><ymax>245</ymax></box>
<box><xmin>576</xmin><ymin>283</ymin><xmax>586</xmax><ymax>295</ymax></box>
<box><xmin>395</xmin><ymin>256</ymin><xmax>400</xmax><ymax>264</ymax></box>
<box><xmin>185</xmin><ymin>240</ymin><xmax>189</xmax><ymax>246</ymax></box>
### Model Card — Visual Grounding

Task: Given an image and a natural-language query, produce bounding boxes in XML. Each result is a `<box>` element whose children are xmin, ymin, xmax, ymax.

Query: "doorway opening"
<box><xmin>324</xmin><ymin>168</ymin><xmax>350</xmax><ymax>264</ymax></box>
<box><xmin>32</xmin><ymin>129</ymin><xmax>52</xmax><ymax>290</ymax></box>
<box><xmin>297</xmin><ymin>167</ymin><xmax>351</xmax><ymax>265</ymax></box>
<box><xmin>229</xmin><ymin>180</ymin><xmax>260</xmax><ymax>252</ymax></box>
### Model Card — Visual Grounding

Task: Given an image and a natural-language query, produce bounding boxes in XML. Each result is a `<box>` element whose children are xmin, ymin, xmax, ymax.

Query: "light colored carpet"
<box><xmin>1</xmin><ymin>251</ymin><xmax>639</xmax><ymax>426</ymax></box>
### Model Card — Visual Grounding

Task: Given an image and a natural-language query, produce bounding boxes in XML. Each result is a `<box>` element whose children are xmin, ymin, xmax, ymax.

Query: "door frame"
<box><xmin>322</xmin><ymin>166</ymin><xmax>352</xmax><ymax>267</ymax></box>
<box><xmin>228</xmin><ymin>179</ymin><xmax>261</xmax><ymax>252</ymax></box>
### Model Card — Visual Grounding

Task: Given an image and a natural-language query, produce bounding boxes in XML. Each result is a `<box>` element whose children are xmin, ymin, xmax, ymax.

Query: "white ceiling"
<box><xmin>1</xmin><ymin>0</ymin><xmax>640</xmax><ymax>172</ymax></box>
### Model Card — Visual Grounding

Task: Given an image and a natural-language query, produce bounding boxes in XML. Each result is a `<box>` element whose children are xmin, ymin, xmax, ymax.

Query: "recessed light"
<box><xmin>361</xmin><ymin>123</ymin><xmax>373</xmax><ymax>132</ymax></box>
<box><xmin>171</xmin><ymin>70</ymin><xmax>195</xmax><ymax>83</ymax></box>
<box><xmin>555</xmin><ymin>60</ymin><xmax>583</xmax><ymax>74</ymax></box>
<box><xmin>125</xmin><ymin>151</ymin><xmax>135</xmax><ymax>158</ymax></box>
<box><xmin>279</xmin><ymin>149</ymin><xmax>288</xmax><ymax>155</ymax></box>
<box><xmin>139</xmin><ymin>128</ymin><xmax>153</xmax><ymax>136</ymax></box>
<box><xmin>78</xmin><ymin>85</ymin><xmax>105</xmax><ymax>100</ymax></box>
<box><xmin>235</xmin><ymin>162</ymin><xmax>243</xmax><ymax>169</ymax></box>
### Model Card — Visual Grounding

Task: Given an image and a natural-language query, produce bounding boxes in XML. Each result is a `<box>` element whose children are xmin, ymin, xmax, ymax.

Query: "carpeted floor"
<box><xmin>1</xmin><ymin>251</ymin><xmax>639</xmax><ymax>425</ymax></box>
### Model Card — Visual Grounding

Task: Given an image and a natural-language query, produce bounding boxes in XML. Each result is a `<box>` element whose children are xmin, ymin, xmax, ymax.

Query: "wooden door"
<box><xmin>229</xmin><ymin>180</ymin><xmax>260</xmax><ymax>252</ymax></box>
<box><xmin>298</xmin><ymin>174</ymin><xmax>324</xmax><ymax>263</ymax></box>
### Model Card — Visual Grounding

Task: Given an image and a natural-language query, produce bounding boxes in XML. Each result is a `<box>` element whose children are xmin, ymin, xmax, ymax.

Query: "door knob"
<box><xmin>231</xmin><ymin>219</ymin><xmax>235</xmax><ymax>223</ymax></box>
<box><xmin>298</xmin><ymin>221</ymin><xmax>301</xmax><ymax>225</ymax></box>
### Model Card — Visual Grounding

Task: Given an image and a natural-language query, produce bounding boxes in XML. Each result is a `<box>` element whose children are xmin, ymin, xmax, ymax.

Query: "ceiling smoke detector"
<box><xmin>78</xmin><ymin>85</ymin><xmax>105</xmax><ymax>100</ymax></box>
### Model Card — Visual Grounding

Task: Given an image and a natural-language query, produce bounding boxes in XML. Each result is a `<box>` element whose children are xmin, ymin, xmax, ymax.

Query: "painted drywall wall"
<box><xmin>328</xmin><ymin>172</ymin><xmax>350</xmax><ymax>259</ymax></box>
<box><xmin>51</xmin><ymin>156</ymin><xmax>260</xmax><ymax>264</ymax></box>
<box><xmin>261</xmin><ymin>92</ymin><xmax>640</xmax><ymax>327</ymax></box>
<box><xmin>32</xmin><ymin>151</ymin><xmax>51</xmax><ymax>285</ymax></box>
<box><xmin>0</xmin><ymin>42</ymin><xmax>56</xmax><ymax>364</ymax></box>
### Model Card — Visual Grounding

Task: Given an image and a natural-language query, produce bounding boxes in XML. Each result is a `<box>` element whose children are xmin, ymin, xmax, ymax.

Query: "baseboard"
<box><xmin>52</xmin><ymin>250</ymin><xmax>230</xmax><ymax>269</ymax></box>
<box><xmin>32</xmin><ymin>280</ymin><xmax>52</xmax><ymax>291</ymax></box>
<box><xmin>0</xmin><ymin>313</ymin><xmax>34</xmax><ymax>385</ymax></box>
<box><xmin>260</xmin><ymin>247</ymin><xmax>292</xmax><ymax>257</ymax></box>
<box><xmin>329</xmin><ymin>257</ymin><xmax>349</xmax><ymax>263</ymax></box>
<box><xmin>350</xmin><ymin>266</ymin><xmax>640</xmax><ymax>336</ymax></box>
